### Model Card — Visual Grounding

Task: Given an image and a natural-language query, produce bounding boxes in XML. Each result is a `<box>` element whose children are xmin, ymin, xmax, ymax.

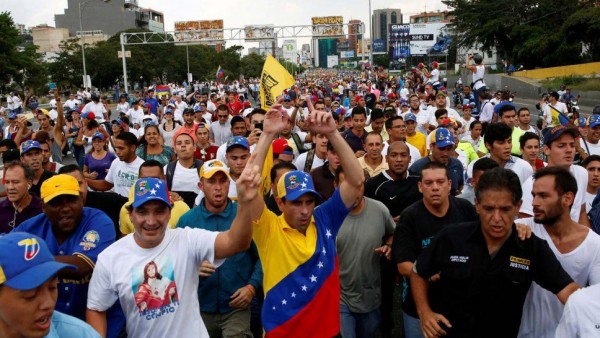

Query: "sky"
<box><xmin>4</xmin><ymin>0</ymin><xmax>448</xmax><ymax>52</ymax></box>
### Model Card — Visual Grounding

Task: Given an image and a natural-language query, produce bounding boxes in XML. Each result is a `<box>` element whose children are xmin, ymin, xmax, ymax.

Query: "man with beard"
<box><xmin>0</xmin><ymin>162</ymin><xmax>43</xmax><ymax>232</ymax></box>
<box><xmin>404</xmin><ymin>94</ymin><xmax>430</xmax><ymax>136</ymax></box>
<box><xmin>14</xmin><ymin>175</ymin><xmax>116</xmax><ymax>327</ymax></box>
<box><xmin>20</xmin><ymin>140</ymin><xmax>55</xmax><ymax>197</ymax></box>
<box><xmin>176</xmin><ymin>160</ymin><xmax>262</xmax><ymax>338</ymax></box>
<box><xmin>393</xmin><ymin>161</ymin><xmax>478</xmax><ymax>338</ymax></box>
<box><xmin>516</xmin><ymin>166</ymin><xmax>600</xmax><ymax>338</ymax></box>
<box><xmin>519</xmin><ymin>126</ymin><xmax>590</xmax><ymax>226</ymax></box>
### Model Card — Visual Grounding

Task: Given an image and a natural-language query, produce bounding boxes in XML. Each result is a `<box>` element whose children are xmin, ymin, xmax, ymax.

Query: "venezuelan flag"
<box><xmin>216</xmin><ymin>65</ymin><xmax>224</xmax><ymax>80</ymax></box>
<box><xmin>549</xmin><ymin>105</ymin><xmax>573</xmax><ymax>127</ymax></box>
<box><xmin>254</xmin><ymin>191</ymin><xmax>349</xmax><ymax>338</ymax></box>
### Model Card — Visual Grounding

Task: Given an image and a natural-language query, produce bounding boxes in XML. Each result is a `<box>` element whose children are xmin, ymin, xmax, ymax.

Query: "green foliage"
<box><xmin>443</xmin><ymin>0</ymin><xmax>599</xmax><ymax>68</ymax></box>
<box><xmin>373</xmin><ymin>54</ymin><xmax>390</xmax><ymax>68</ymax></box>
<box><xmin>241</xmin><ymin>53</ymin><xmax>266</xmax><ymax>78</ymax></box>
<box><xmin>541</xmin><ymin>75</ymin><xmax>600</xmax><ymax>91</ymax></box>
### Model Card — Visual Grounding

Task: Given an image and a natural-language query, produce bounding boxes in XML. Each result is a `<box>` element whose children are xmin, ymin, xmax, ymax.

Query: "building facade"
<box><xmin>348</xmin><ymin>19</ymin><xmax>362</xmax><ymax>52</ymax></box>
<box><xmin>55</xmin><ymin>0</ymin><xmax>164</xmax><ymax>38</ymax></box>
<box><xmin>31</xmin><ymin>25</ymin><xmax>69</xmax><ymax>53</ymax></box>
<box><xmin>409</xmin><ymin>10</ymin><xmax>453</xmax><ymax>24</ymax></box>
<box><xmin>372</xmin><ymin>9</ymin><xmax>402</xmax><ymax>51</ymax></box>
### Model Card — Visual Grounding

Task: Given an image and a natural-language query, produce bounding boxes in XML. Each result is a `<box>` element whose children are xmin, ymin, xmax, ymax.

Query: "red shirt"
<box><xmin>194</xmin><ymin>145</ymin><xmax>219</xmax><ymax>162</ymax></box>
<box><xmin>227</xmin><ymin>100</ymin><xmax>243</xmax><ymax>116</ymax></box>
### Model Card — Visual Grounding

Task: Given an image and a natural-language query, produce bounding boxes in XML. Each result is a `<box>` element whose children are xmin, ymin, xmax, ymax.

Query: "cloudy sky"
<box><xmin>5</xmin><ymin>0</ymin><xmax>447</xmax><ymax>52</ymax></box>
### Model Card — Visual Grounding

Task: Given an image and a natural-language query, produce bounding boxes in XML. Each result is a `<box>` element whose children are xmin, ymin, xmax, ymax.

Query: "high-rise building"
<box><xmin>55</xmin><ymin>0</ymin><xmax>164</xmax><ymax>38</ymax></box>
<box><xmin>372</xmin><ymin>8</ymin><xmax>402</xmax><ymax>51</ymax></box>
<box><xmin>16</xmin><ymin>24</ymin><xmax>30</xmax><ymax>35</ymax></box>
<box><xmin>348</xmin><ymin>19</ymin><xmax>362</xmax><ymax>52</ymax></box>
<box><xmin>409</xmin><ymin>10</ymin><xmax>453</xmax><ymax>24</ymax></box>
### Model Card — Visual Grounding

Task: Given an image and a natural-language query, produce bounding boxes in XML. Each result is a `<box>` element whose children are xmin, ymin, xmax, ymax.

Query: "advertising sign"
<box><xmin>327</xmin><ymin>55</ymin><xmax>339</xmax><ymax>68</ymax></box>
<box><xmin>244</xmin><ymin>25</ymin><xmax>275</xmax><ymax>41</ymax></box>
<box><xmin>174</xmin><ymin>20</ymin><xmax>224</xmax><ymax>44</ymax></box>
<box><xmin>340</xmin><ymin>50</ymin><xmax>355</xmax><ymax>59</ymax></box>
<box><xmin>282</xmin><ymin>40</ymin><xmax>297</xmax><ymax>64</ymax></box>
<box><xmin>410</xmin><ymin>23</ymin><xmax>450</xmax><ymax>55</ymax></box>
<box><xmin>389</xmin><ymin>23</ymin><xmax>451</xmax><ymax>58</ymax></box>
<box><xmin>372</xmin><ymin>39</ymin><xmax>386</xmax><ymax>54</ymax></box>
<box><xmin>311</xmin><ymin>16</ymin><xmax>344</xmax><ymax>37</ymax></box>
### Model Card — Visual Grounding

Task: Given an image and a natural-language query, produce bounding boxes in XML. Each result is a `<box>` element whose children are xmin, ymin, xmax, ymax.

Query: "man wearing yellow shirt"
<box><xmin>478</xmin><ymin>104</ymin><xmax>525</xmax><ymax>157</ymax></box>
<box><xmin>119</xmin><ymin>159</ymin><xmax>189</xmax><ymax>235</ymax></box>
<box><xmin>244</xmin><ymin>100</ymin><xmax>365</xmax><ymax>337</ymax></box>
<box><xmin>404</xmin><ymin>113</ymin><xmax>428</xmax><ymax>157</ymax></box>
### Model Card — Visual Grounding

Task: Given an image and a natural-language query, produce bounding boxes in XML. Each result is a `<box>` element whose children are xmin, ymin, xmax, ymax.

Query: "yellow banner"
<box><xmin>260</xmin><ymin>55</ymin><xmax>295</xmax><ymax>109</ymax></box>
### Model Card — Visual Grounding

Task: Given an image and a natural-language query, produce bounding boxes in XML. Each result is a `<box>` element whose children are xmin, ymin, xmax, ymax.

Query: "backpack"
<box><xmin>291</xmin><ymin>133</ymin><xmax>307</xmax><ymax>154</ymax></box>
<box><xmin>304</xmin><ymin>149</ymin><xmax>316</xmax><ymax>173</ymax></box>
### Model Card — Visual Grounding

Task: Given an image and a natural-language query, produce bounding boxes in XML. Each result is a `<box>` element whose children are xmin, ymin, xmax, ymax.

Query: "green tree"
<box><xmin>561</xmin><ymin>7</ymin><xmax>600</xmax><ymax>62</ymax></box>
<box><xmin>241</xmin><ymin>53</ymin><xmax>265</xmax><ymax>78</ymax></box>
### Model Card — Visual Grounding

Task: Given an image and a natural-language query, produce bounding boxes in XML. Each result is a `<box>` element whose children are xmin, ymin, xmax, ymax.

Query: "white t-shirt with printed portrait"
<box><xmin>87</xmin><ymin>228</ymin><xmax>223</xmax><ymax>338</ymax></box>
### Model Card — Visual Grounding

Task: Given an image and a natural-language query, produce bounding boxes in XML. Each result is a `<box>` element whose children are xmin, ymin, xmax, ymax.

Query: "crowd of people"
<box><xmin>2</xmin><ymin>63</ymin><xmax>600</xmax><ymax>338</ymax></box>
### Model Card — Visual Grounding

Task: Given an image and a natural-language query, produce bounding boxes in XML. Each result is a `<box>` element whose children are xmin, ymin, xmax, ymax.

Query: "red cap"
<box><xmin>86</xmin><ymin>112</ymin><xmax>96</xmax><ymax>120</ymax></box>
<box><xmin>432</xmin><ymin>61</ymin><xmax>439</xmax><ymax>68</ymax></box>
<box><xmin>355</xmin><ymin>95</ymin><xmax>363</xmax><ymax>102</ymax></box>
<box><xmin>441</xmin><ymin>118</ymin><xmax>452</xmax><ymax>125</ymax></box>
<box><xmin>272</xmin><ymin>138</ymin><xmax>289</xmax><ymax>154</ymax></box>
<box><xmin>418</xmin><ymin>63</ymin><xmax>425</xmax><ymax>69</ymax></box>
<box><xmin>388</xmin><ymin>93</ymin><xmax>395</xmax><ymax>99</ymax></box>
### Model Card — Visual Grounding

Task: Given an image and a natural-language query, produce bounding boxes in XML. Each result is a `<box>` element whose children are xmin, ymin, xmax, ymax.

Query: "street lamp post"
<box><xmin>78</xmin><ymin>0</ymin><xmax>110</xmax><ymax>88</ymax></box>
<box><xmin>368</xmin><ymin>0</ymin><xmax>373</xmax><ymax>66</ymax></box>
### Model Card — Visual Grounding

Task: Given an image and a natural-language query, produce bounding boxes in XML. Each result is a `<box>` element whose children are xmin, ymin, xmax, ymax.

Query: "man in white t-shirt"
<box><xmin>519</xmin><ymin>126</ymin><xmax>591</xmax><ymax>227</ymax></box>
<box><xmin>174</xmin><ymin>95</ymin><xmax>188</xmax><ymax>124</ymax></box>
<box><xmin>86</xmin><ymin>166</ymin><xmax>259</xmax><ymax>337</ymax></box>
<box><xmin>427</xmin><ymin>92</ymin><xmax>463</xmax><ymax>128</ymax></box>
<box><xmin>164</xmin><ymin>132</ymin><xmax>201</xmax><ymax>208</ymax></box>
<box><xmin>81</xmin><ymin>95</ymin><xmax>107</xmax><ymax>124</ymax></box>
<box><xmin>555</xmin><ymin>283</ymin><xmax>600</xmax><ymax>337</ymax></box>
<box><xmin>516</xmin><ymin>167</ymin><xmax>600</xmax><ymax>338</ymax></box>
<box><xmin>207</xmin><ymin>93</ymin><xmax>218</xmax><ymax>113</ymax></box>
<box><xmin>126</xmin><ymin>101</ymin><xmax>144</xmax><ymax>128</ymax></box>
<box><xmin>404</xmin><ymin>94</ymin><xmax>430</xmax><ymax>135</ymax></box>
<box><xmin>293</xmin><ymin>133</ymin><xmax>328</xmax><ymax>173</ymax></box>
<box><xmin>86</xmin><ymin>132</ymin><xmax>144</xmax><ymax>197</ymax></box>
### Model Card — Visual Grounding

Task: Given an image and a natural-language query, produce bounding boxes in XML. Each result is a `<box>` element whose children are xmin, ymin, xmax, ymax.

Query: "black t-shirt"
<box><xmin>392</xmin><ymin>196</ymin><xmax>478</xmax><ymax>317</ymax></box>
<box><xmin>29</xmin><ymin>170</ymin><xmax>56</xmax><ymax>198</ymax></box>
<box><xmin>86</xmin><ymin>191</ymin><xmax>128</xmax><ymax>236</ymax></box>
<box><xmin>364</xmin><ymin>172</ymin><xmax>422</xmax><ymax>218</ymax></box>
<box><xmin>414</xmin><ymin>221</ymin><xmax>573</xmax><ymax>338</ymax></box>
<box><xmin>310</xmin><ymin>164</ymin><xmax>335</xmax><ymax>204</ymax></box>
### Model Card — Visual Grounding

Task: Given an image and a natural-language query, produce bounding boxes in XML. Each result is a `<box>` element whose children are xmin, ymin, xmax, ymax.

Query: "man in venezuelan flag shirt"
<box><xmin>247</xmin><ymin>99</ymin><xmax>365</xmax><ymax>337</ymax></box>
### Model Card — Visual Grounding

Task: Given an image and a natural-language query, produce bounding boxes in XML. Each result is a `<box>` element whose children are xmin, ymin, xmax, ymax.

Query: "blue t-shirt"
<box><xmin>408</xmin><ymin>156</ymin><xmax>465</xmax><ymax>196</ymax></box>
<box><xmin>46</xmin><ymin>311</ymin><xmax>101</xmax><ymax>338</ymax></box>
<box><xmin>145</xmin><ymin>97</ymin><xmax>160</xmax><ymax>115</ymax></box>
<box><xmin>14</xmin><ymin>208</ymin><xmax>116</xmax><ymax>320</ymax></box>
<box><xmin>84</xmin><ymin>152</ymin><xmax>116</xmax><ymax>180</ymax></box>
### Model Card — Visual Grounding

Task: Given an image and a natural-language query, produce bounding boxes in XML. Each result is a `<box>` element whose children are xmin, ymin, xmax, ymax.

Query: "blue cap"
<box><xmin>193</xmin><ymin>105</ymin><xmax>204</xmax><ymax>112</ymax></box>
<box><xmin>226</xmin><ymin>136</ymin><xmax>250</xmax><ymax>152</ymax></box>
<box><xmin>283</xmin><ymin>95</ymin><xmax>292</xmax><ymax>101</ymax></box>
<box><xmin>589</xmin><ymin>115</ymin><xmax>600</xmax><ymax>128</ymax></box>
<box><xmin>277</xmin><ymin>170</ymin><xmax>321</xmax><ymax>202</ymax></box>
<box><xmin>542</xmin><ymin>125</ymin><xmax>579</xmax><ymax>146</ymax></box>
<box><xmin>434</xmin><ymin>128</ymin><xmax>455</xmax><ymax>148</ymax></box>
<box><xmin>404</xmin><ymin>113</ymin><xmax>417</xmax><ymax>122</ymax></box>
<box><xmin>20</xmin><ymin>140</ymin><xmax>42</xmax><ymax>155</ymax></box>
<box><xmin>165</xmin><ymin>108</ymin><xmax>174</xmax><ymax>114</ymax></box>
<box><xmin>0</xmin><ymin>233</ymin><xmax>75</xmax><ymax>290</ymax></box>
<box><xmin>8</xmin><ymin>112</ymin><xmax>17</xmax><ymax>119</ymax></box>
<box><xmin>577</xmin><ymin>117</ymin><xmax>587</xmax><ymax>127</ymax></box>
<box><xmin>131</xmin><ymin>178</ymin><xmax>172</xmax><ymax>209</ymax></box>
<box><xmin>91</xmin><ymin>132</ymin><xmax>104</xmax><ymax>141</ymax></box>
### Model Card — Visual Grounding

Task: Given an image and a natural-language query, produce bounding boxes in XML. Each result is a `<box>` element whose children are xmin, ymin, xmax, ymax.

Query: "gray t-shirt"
<box><xmin>336</xmin><ymin>197</ymin><xmax>395</xmax><ymax>313</ymax></box>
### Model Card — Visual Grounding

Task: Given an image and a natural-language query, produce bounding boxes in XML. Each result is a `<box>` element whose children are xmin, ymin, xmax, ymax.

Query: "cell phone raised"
<box><xmin>254</xmin><ymin>122</ymin><xmax>263</xmax><ymax>131</ymax></box>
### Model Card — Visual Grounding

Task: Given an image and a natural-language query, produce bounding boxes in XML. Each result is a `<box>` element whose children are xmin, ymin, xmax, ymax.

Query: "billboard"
<box><xmin>327</xmin><ymin>55</ymin><xmax>339</xmax><ymax>68</ymax></box>
<box><xmin>410</xmin><ymin>23</ymin><xmax>450</xmax><ymax>55</ymax></box>
<box><xmin>389</xmin><ymin>23</ymin><xmax>451</xmax><ymax>58</ymax></box>
<box><xmin>282</xmin><ymin>40</ymin><xmax>297</xmax><ymax>64</ymax></box>
<box><xmin>311</xmin><ymin>16</ymin><xmax>344</xmax><ymax>37</ymax></box>
<box><xmin>340</xmin><ymin>50</ymin><xmax>355</xmax><ymax>58</ymax></box>
<box><xmin>174</xmin><ymin>20</ymin><xmax>224</xmax><ymax>44</ymax></box>
<box><xmin>373</xmin><ymin>39</ymin><xmax>386</xmax><ymax>54</ymax></box>
<box><xmin>244</xmin><ymin>25</ymin><xmax>274</xmax><ymax>41</ymax></box>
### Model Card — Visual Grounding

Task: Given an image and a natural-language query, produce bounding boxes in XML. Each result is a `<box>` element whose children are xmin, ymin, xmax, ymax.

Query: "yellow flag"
<box><xmin>260</xmin><ymin>55</ymin><xmax>295</xmax><ymax>109</ymax></box>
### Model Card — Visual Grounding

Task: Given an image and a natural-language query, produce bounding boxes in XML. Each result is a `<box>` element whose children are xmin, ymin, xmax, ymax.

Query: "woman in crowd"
<box><xmin>65</xmin><ymin>109</ymin><xmax>83</xmax><ymax>164</ymax></box>
<box><xmin>160</xmin><ymin>108</ymin><xmax>181</xmax><ymax>149</ymax></box>
<box><xmin>116</xmin><ymin>95</ymin><xmax>130</xmax><ymax>117</ymax></box>
<box><xmin>136</xmin><ymin>124</ymin><xmax>175</xmax><ymax>167</ymax></box>
<box><xmin>74</xmin><ymin>112</ymin><xmax>108</xmax><ymax>168</ymax></box>
<box><xmin>83</xmin><ymin>132</ymin><xmax>116</xmax><ymax>181</ymax></box>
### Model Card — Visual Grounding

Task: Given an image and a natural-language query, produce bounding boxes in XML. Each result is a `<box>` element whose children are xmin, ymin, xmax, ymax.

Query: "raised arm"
<box><xmin>305</xmin><ymin>98</ymin><xmax>364</xmax><ymax>207</ymax></box>
<box><xmin>53</xmin><ymin>90</ymin><xmax>66</xmax><ymax>147</ymax></box>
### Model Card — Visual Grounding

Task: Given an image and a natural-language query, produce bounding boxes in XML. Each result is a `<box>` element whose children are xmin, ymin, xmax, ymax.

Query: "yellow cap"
<box><xmin>40</xmin><ymin>175</ymin><xmax>80</xmax><ymax>203</ymax></box>
<box><xmin>199</xmin><ymin>160</ymin><xmax>230</xmax><ymax>180</ymax></box>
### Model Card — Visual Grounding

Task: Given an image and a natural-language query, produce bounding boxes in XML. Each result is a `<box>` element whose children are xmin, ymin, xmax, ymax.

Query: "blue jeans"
<box><xmin>403</xmin><ymin>312</ymin><xmax>424</xmax><ymax>338</ymax></box>
<box><xmin>340</xmin><ymin>303</ymin><xmax>380</xmax><ymax>338</ymax></box>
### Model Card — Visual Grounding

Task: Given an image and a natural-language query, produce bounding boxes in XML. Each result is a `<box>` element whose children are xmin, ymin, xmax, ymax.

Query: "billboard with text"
<box><xmin>312</xmin><ymin>16</ymin><xmax>344</xmax><ymax>37</ymax></box>
<box><xmin>389</xmin><ymin>23</ymin><xmax>450</xmax><ymax>58</ymax></box>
